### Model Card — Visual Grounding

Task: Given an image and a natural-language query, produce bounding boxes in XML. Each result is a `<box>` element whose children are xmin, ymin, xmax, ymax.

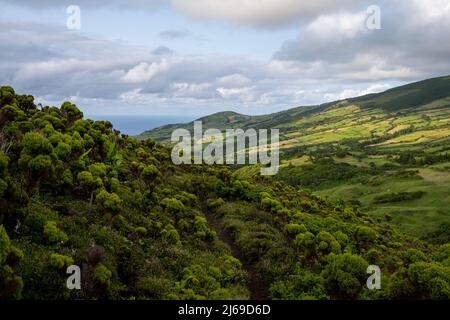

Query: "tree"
<box><xmin>96</xmin><ymin>190</ymin><xmax>122</xmax><ymax>214</ymax></box>
<box><xmin>141</xmin><ymin>164</ymin><xmax>160</xmax><ymax>186</ymax></box>
<box><xmin>0</xmin><ymin>225</ymin><xmax>24</xmax><ymax>299</ymax></box>
<box><xmin>61</xmin><ymin>101</ymin><xmax>83</xmax><ymax>125</ymax></box>
<box><xmin>322</xmin><ymin>253</ymin><xmax>369</xmax><ymax>299</ymax></box>
<box><xmin>21</xmin><ymin>132</ymin><xmax>53</xmax><ymax>156</ymax></box>
<box><xmin>77</xmin><ymin>171</ymin><xmax>100</xmax><ymax>204</ymax></box>
<box><xmin>43</xmin><ymin>221</ymin><xmax>69</xmax><ymax>244</ymax></box>
<box><xmin>407</xmin><ymin>262</ymin><xmax>450</xmax><ymax>299</ymax></box>
<box><xmin>0</xmin><ymin>86</ymin><xmax>15</xmax><ymax>107</ymax></box>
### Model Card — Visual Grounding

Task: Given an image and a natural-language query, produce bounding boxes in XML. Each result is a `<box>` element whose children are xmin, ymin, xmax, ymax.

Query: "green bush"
<box><xmin>96</xmin><ymin>190</ymin><xmax>122</xmax><ymax>214</ymax></box>
<box><xmin>50</xmin><ymin>253</ymin><xmax>74</xmax><ymax>269</ymax></box>
<box><xmin>43</xmin><ymin>221</ymin><xmax>69</xmax><ymax>244</ymax></box>
<box><xmin>0</xmin><ymin>225</ymin><xmax>24</xmax><ymax>299</ymax></box>
<box><xmin>322</xmin><ymin>253</ymin><xmax>369</xmax><ymax>299</ymax></box>
<box><xmin>95</xmin><ymin>263</ymin><xmax>112</xmax><ymax>285</ymax></box>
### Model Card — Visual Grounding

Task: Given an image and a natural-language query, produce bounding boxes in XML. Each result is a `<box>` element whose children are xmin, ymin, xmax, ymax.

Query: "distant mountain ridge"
<box><xmin>137</xmin><ymin>75</ymin><xmax>450</xmax><ymax>141</ymax></box>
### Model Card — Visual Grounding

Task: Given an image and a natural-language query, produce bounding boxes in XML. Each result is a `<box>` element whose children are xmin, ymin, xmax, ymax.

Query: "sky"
<box><xmin>1</xmin><ymin>0</ymin><xmax>450</xmax><ymax>117</ymax></box>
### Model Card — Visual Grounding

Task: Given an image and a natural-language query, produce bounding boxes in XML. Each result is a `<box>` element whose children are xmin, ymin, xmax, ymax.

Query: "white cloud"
<box><xmin>306</xmin><ymin>11</ymin><xmax>367</xmax><ymax>41</ymax></box>
<box><xmin>171</xmin><ymin>0</ymin><xmax>358</xmax><ymax>28</ymax></box>
<box><xmin>121</xmin><ymin>59</ymin><xmax>173</xmax><ymax>83</ymax></box>
<box><xmin>217</xmin><ymin>74</ymin><xmax>251</xmax><ymax>87</ymax></box>
<box><xmin>170</xmin><ymin>82</ymin><xmax>214</xmax><ymax>99</ymax></box>
<box><xmin>216</xmin><ymin>86</ymin><xmax>256</xmax><ymax>102</ymax></box>
<box><xmin>0</xmin><ymin>0</ymin><xmax>166</xmax><ymax>9</ymax></box>
<box><xmin>323</xmin><ymin>83</ymin><xmax>392</xmax><ymax>101</ymax></box>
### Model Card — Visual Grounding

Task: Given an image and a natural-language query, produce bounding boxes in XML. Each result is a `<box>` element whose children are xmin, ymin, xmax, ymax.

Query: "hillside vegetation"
<box><xmin>140</xmin><ymin>76</ymin><xmax>450</xmax><ymax>239</ymax></box>
<box><xmin>1</xmin><ymin>85</ymin><xmax>450</xmax><ymax>300</ymax></box>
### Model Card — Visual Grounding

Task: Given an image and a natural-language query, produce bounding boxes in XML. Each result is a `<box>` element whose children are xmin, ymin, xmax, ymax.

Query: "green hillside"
<box><xmin>139</xmin><ymin>76</ymin><xmax>450</xmax><ymax>239</ymax></box>
<box><xmin>137</xmin><ymin>76</ymin><xmax>450</xmax><ymax>142</ymax></box>
<box><xmin>1</xmin><ymin>85</ymin><xmax>450</xmax><ymax>300</ymax></box>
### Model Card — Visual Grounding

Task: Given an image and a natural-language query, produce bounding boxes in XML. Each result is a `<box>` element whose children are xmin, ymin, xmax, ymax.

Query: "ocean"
<box><xmin>87</xmin><ymin>115</ymin><xmax>195</xmax><ymax>136</ymax></box>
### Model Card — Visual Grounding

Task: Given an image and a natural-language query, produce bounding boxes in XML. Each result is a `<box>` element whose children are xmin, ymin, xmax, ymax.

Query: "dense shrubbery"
<box><xmin>211</xmin><ymin>169</ymin><xmax>449</xmax><ymax>300</ymax></box>
<box><xmin>0</xmin><ymin>86</ymin><xmax>448</xmax><ymax>300</ymax></box>
<box><xmin>0</xmin><ymin>87</ymin><xmax>249</xmax><ymax>300</ymax></box>
<box><xmin>275</xmin><ymin>159</ymin><xmax>370</xmax><ymax>189</ymax></box>
<box><xmin>373</xmin><ymin>191</ymin><xmax>424</xmax><ymax>204</ymax></box>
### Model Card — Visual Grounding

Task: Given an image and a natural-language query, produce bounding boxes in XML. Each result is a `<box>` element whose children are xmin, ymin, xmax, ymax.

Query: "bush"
<box><xmin>96</xmin><ymin>190</ymin><xmax>122</xmax><ymax>214</ymax></box>
<box><xmin>407</xmin><ymin>262</ymin><xmax>450</xmax><ymax>299</ymax></box>
<box><xmin>28</xmin><ymin>155</ymin><xmax>53</xmax><ymax>174</ymax></box>
<box><xmin>0</xmin><ymin>226</ymin><xmax>23</xmax><ymax>299</ymax></box>
<box><xmin>194</xmin><ymin>216</ymin><xmax>215</xmax><ymax>241</ymax></box>
<box><xmin>285</xmin><ymin>224</ymin><xmax>307</xmax><ymax>236</ymax></box>
<box><xmin>50</xmin><ymin>253</ymin><xmax>74</xmax><ymax>269</ymax></box>
<box><xmin>141</xmin><ymin>165</ymin><xmax>160</xmax><ymax>183</ymax></box>
<box><xmin>355</xmin><ymin>226</ymin><xmax>377</xmax><ymax>248</ymax></box>
<box><xmin>322</xmin><ymin>253</ymin><xmax>369</xmax><ymax>299</ymax></box>
<box><xmin>161</xmin><ymin>198</ymin><xmax>185</xmax><ymax>214</ymax></box>
<box><xmin>95</xmin><ymin>263</ymin><xmax>112</xmax><ymax>285</ymax></box>
<box><xmin>0</xmin><ymin>152</ymin><xmax>9</xmax><ymax>174</ymax></box>
<box><xmin>43</xmin><ymin>221</ymin><xmax>69</xmax><ymax>244</ymax></box>
<box><xmin>21</xmin><ymin>132</ymin><xmax>53</xmax><ymax>156</ymax></box>
<box><xmin>373</xmin><ymin>191</ymin><xmax>424</xmax><ymax>204</ymax></box>
<box><xmin>207</xmin><ymin>198</ymin><xmax>225</xmax><ymax>210</ymax></box>
<box><xmin>161</xmin><ymin>224</ymin><xmax>181</xmax><ymax>245</ymax></box>
<box><xmin>55</xmin><ymin>142</ymin><xmax>72</xmax><ymax>160</ymax></box>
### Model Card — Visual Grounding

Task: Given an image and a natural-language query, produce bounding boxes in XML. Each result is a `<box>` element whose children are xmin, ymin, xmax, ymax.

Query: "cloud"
<box><xmin>0</xmin><ymin>0</ymin><xmax>166</xmax><ymax>9</ymax></box>
<box><xmin>322</xmin><ymin>84</ymin><xmax>392</xmax><ymax>101</ymax></box>
<box><xmin>121</xmin><ymin>60</ymin><xmax>173</xmax><ymax>83</ymax></box>
<box><xmin>171</xmin><ymin>0</ymin><xmax>359</xmax><ymax>28</ymax></box>
<box><xmin>1</xmin><ymin>0</ymin><xmax>450</xmax><ymax>116</ymax></box>
<box><xmin>273</xmin><ymin>0</ymin><xmax>450</xmax><ymax>82</ymax></box>
<box><xmin>217</xmin><ymin>74</ymin><xmax>252</xmax><ymax>87</ymax></box>
<box><xmin>1</xmin><ymin>0</ymin><xmax>357</xmax><ymax>28</ymax></box>
<box><xmin>159</xmin><ymin>29</ymin><xmax>190</xmax><ymax>39</ymax></box>
<box><xmin>152</xmin><ymin>46</ymin><xmax>174</xmax><ymax>56</ymax></box>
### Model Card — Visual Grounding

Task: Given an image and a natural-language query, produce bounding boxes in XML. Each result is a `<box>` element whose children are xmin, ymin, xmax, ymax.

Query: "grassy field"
<box><xmin>316</xmin><ymin>167</ymin><xmax>450</xmax><ymax>237</ymax></box>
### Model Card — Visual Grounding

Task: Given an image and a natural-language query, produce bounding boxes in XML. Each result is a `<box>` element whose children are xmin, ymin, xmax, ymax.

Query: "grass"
<box><xmin>316</xmin><ymin>166</ymin><xmax>450</xmax><ymax>237</ymax></box>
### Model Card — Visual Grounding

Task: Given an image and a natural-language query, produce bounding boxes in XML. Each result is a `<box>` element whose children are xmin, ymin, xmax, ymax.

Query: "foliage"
<box><xmin>0</xmin><ymin>86</ymin><xmax>448</xmax><ymax>301</ymax></box>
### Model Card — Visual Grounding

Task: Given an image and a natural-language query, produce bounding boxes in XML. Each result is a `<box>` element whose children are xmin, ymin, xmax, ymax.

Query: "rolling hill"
<box><xmin>137</xmin><ymin>75</ymin><xmax>450</xmax><ymax>238</ymax></box>
<box><xmin>137</xmin><ymin>75</ymin><xmax>450</xmax><ymax>142</ymax></box>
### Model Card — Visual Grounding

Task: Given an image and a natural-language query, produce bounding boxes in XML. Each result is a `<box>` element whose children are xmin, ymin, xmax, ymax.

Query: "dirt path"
<box><xmin>202</xmin><ymin>205</ymin><xmax>270</xmax><ymax>300</ymax></box>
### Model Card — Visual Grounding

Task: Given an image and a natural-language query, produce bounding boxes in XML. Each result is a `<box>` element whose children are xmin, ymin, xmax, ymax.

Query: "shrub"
<box><xmin>28</xmin><ymin>155</ymin><xmax>53</xmax><ymax>174</ymax></box>
<box><xmin>21</xmin><ymin>132</ymin><xmax>53</xmax><ymax>156</ymax></box>
<box><xmin>161</xmin><ymin>198</ymin><xmax>185</xmax><ymax>214</ymax></box>
<box><xmin>141</xmin><ymin>165</ymin><xmax>160</xmax><ymax>183</ymax></box>
<box><xmin>285</xmin><ymin>224</ymin><xmax>307</xmax><ymax>236</ymax></box>
<box><xmin>96</xmin><ymin>190</ymin><xmax>122</xmax><ymax>214</ymax></box>
<box><xmin>194</xmin><ymin>216</ymin><xmax>215</xmax><ymax>241</ymax></box>
<box><xmin>0</xmin><ymin>226</ymin><xmax>23</xmax><ymax>299</ymax></box>
<box><xmin>403</xmin><ymin>249</ymin><xmax>428</xmax><ymax>265</ymax></box>
<box><xmin>0</xmin><ymin>152</ymin><xmax>9</xmax><ymax>174</ymax></box>
<box><xmin>161</xmin><ymin>224</ymin><xmax>181</xmax><ymax>245</ymax></box>
<box><xmin>322</xmin><ymin>253</ymin><xmax>369</xmax><ymax>299</ymax></box>
<box><xmin>43</xmin><ymin>221</ymin><xmax>69</xmax><ymax>244</ymax></box>
<box><xmin>50</xmin><ymin>253</ymin><xmax>74</xmax><ymax>269</ymax></box>
<box><xmin>95</xmin><ymin>263</ymin><xmax>112</xmax><ymax>285</ymax></box>
<box><xmin>55</xmin><ymin>142</ymin><xmax>72</xmax><ymax>160</ymax></box>
<box><xmin>355</xmin><ymin>226</ymin><xmax>377</xmax><ymax>248</ymax></box>
<box><xmin>207</xmin><ymin>198</ymin><xmax>225</xmax><ymax>210</ymax></box>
